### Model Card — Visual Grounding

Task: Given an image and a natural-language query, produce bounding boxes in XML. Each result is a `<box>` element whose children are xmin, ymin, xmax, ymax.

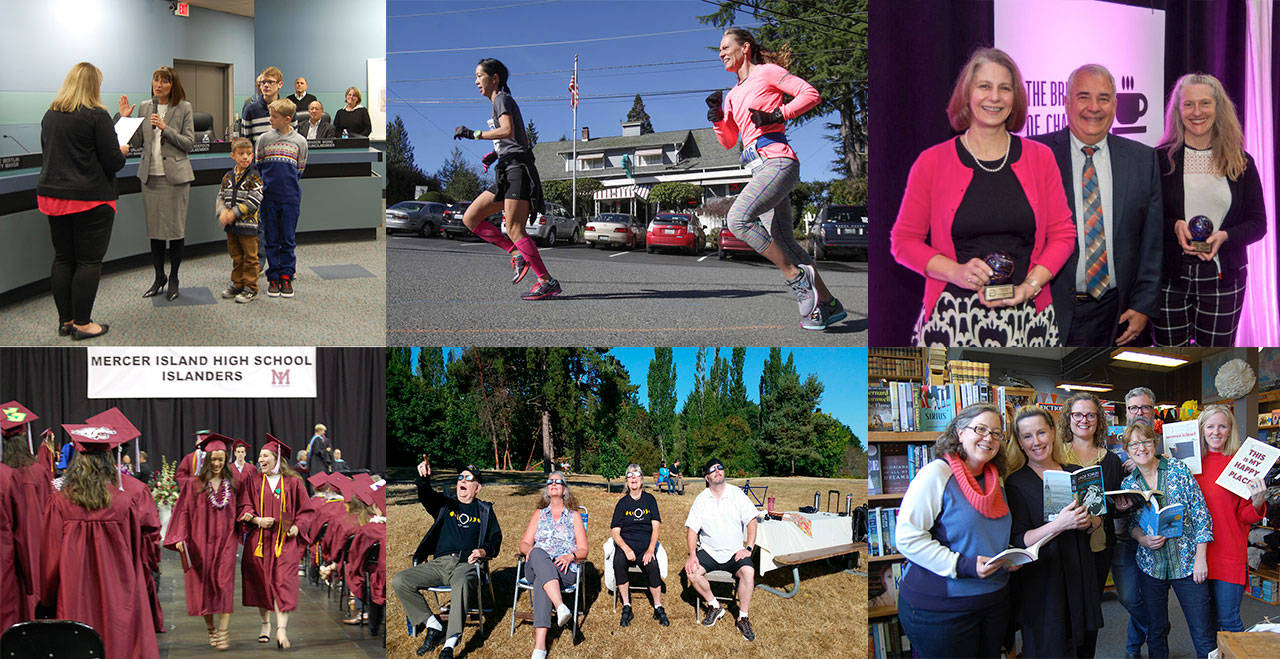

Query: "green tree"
<box><xmin>810</xmin><ymin>410</ymin><xmax>854</xmax><ymax>477</ymax></box>
<box><xmin>436</xmin><ymin>147</ymin><xmax>484</xmax><ymax>203</ymax></box>
<box><xmin>597</xmin><ymin>433</ymin><xmax>627</xmax><ymax>493</ymax></box>
<box><xmin>647</xmin><ymin>348</ymin><xmax>678</xmax><ymax>462</ymax></box>
<box><xmin>758</xmin><ymin>348</ymin><xmax>825</xmax><ymax>475</ymax></box>
<box><xmin>526</xmin><ymin>120</ymin><xmax>540</xmax><ymax>147</ymax></box>
<box><xmin>648</xmin><ymin>182</ymin><xmax>703</xmax><ymax>211</ymax></box>
<box><xmin>542</xmin><ymin>178</ymin><xmax>602</xmax><ymax>218</ymax></box>
<box><xmin>625</xmin><ymin>94</ymin><xmax>654</xmax><ymax>134</ymax></box>
<box><xmin>700</xmin><ymin>0</ymin><xmax>867</xmax><ymax>178</ymax></box>
<box><xmin>386</xmin><ymin>116</ymin><xmax>435</xmax><ymax>205</ymax></box>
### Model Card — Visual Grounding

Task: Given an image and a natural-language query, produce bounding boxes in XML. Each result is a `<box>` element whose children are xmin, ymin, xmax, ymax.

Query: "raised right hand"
<box><xmin>119</xmin><ymin>95</ymin><xmax>135</xmax><ymax>117</ymax></box>
<box><xmin>418</xmin><ymin>457</ymin><xmax>430</xmax><ymax>478</ymax></box>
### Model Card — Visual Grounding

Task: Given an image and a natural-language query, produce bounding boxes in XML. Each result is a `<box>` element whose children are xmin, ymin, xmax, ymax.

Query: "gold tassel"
<box><xmin>274</xmin><ymin>482</ymin><xmax>287</xmax><ymax>557</ymax></box>
<box><xmin>254</xmin><ymin>476</ymin><xmax>266</xmax><ymax>558</ymax></box>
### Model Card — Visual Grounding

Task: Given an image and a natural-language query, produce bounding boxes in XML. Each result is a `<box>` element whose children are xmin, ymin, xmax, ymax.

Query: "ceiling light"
<box><xmin>1111</xmin><ymin>350</ymin><xmax>1190</xmax><ymax>368</ymax></box>
<box><xmin>1056</xmin><ymin>380</ymin><xmax>1114</xmax><ymax>393</ymax></box>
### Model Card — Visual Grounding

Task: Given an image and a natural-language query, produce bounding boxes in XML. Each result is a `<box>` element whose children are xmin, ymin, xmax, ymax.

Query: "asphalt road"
<box><xmin>386</xmin><ymin>233</ymin><xmax>867</xmax><ymax>346</ymax></box>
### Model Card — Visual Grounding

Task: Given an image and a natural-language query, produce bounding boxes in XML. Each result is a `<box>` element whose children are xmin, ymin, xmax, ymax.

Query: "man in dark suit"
<box><xmin>300</xmin><ymin>100</ymin><xmax>336</xmax><ymax>140</ymax></box>
<box><xmin>1032</xmin><ymin>64</ymin><xmax>1163</xmax><ymax>346</ymax></box>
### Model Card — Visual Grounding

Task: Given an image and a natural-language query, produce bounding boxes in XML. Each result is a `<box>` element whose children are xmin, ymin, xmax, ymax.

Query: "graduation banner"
<box><xmin>86</xmin><ymin>348</ymin><xmax>317</xmax><ymax>399</ymax></box>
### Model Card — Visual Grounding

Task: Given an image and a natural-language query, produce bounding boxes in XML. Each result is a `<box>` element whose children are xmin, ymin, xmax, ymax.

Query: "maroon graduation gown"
<box><xmin>174</xmin><ymin>450</ymin><xmax>199</xmax><ymax>490</ymax></box>
<box><xmin>0</xmin><ymin>465</ymin><xmax>27</xmax><ymax>632</ymax></box>
<box><xmin>237</xmin><ymin>473</ymin><xmax>316</xmax><ymax>611</ymax></box>
<box><xmin>230</xmin><ymin>460</ymin><xmax>258</xmax><ymax>491</ymax></box>
<box><xmin>37</xmin><ymin>443</ymin><xmax>56</xmax><ymax>478</ymax></box>
<box><xmin>346</xmin><ymin>521</ymin><xmax>386</xmax><ymax>605</ymax></box>
<box><xmin>12</xmin><ymin>461</ymin><xmax>52</xmax><ymax>619</ymax></box>
<box><xmin>41</xmin><ymin>483</ymin><xmax>160</xmax><ymax>659</ymax></box>
<box><xmin>122</xmin><ymin>474</ymin><xmax>165</xmax><ymax>633</ymax></box>
<box><xmin>315</xmin><ymin>496</ymin><xmax>351</xmax><ymax>561</ymax></box>
<box><xmin>163</xmin><ymin>478</ymin><xmax>238</xmax><ymax>616</ymax></box>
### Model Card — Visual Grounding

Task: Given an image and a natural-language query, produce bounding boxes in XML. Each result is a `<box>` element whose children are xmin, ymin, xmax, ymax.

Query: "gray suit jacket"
<box><xmin>128</xmin><ymin>99</ymin><xmax>195</xmax><ymax>185</ymax></box>
<box><xmin>300</xmin><ymin>117</ymin><xmax>336</xmax><ymax>140</ymax></box>
<box><xmin>1031</xmin><ymin>129</ymin><xmax>1163</xmax><ymax>344</ymax></box>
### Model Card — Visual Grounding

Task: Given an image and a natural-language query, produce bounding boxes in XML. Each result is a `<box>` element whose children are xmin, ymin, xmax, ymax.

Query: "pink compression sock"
<box><xmin>514</xmin><ymin>237</ymin><xmax>549</xmax><ymax>279</ymax></box>
<box><xmin>470</xmin><ymin>220</ymin><xmax>516</xmax><ymax>252</ymax></box>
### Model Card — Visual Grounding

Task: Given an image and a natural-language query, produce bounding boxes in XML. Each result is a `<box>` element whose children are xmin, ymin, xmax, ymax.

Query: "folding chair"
<box><xmin>510</xmin><ymin>506</ymin><xmax>589</xmax><ymax>639</ymax></box>
<box><xmin>405</xmin><ymin>556</ymin><xmax>496</xmax><ymax>638</ymax></box>
<box><xmin>308</xmin><ymin>522</ymin><xmax>329</xmax><ymax>586</ymax></box>
<box><xmin>0</xmin><ymin>620</ymin><xmax>104</xmax><ymax>658</ymax></box>
<box><xmin>607</xmin><ymin>539</ymin><xmax>667</xmax><ymax>612</ymax></box>
<box><xmin>332</xmin><ymin>534</ymin><xmax>355</xmax><ymax>613</ymax></box>
<box><xmin>684</xmin><ymin>543</ymin><xmax>740</xmax><ymax>621</ymax></box>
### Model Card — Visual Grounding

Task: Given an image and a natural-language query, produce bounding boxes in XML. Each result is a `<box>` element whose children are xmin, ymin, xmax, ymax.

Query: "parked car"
<box><xmin>646</xmin><ymin>213</ymin><xmax>707</xmax><ymax>255</ymax></box>
<box><xmin>808</xmin><ymin>204</ymin><xmax>868</xmax><ymax>260</ymax></box>
<box><xmin>717</xmin><ymin>226</ymin><xmax>757</xmax><ymax>260</ymax></box>
<box><xmin>512</xmin><ymin>202</ymin><xmax>579</xmax><ymax>246</ymax></box>
<box><xmin>584</xmin><ymin>213</ymin><xmax>645</xmax><ymax>249</ymax></box>
<box><xmin>441</xmin><ymin>202</ymin><xmax>502</xmax><ymax>239</ymax></box>
<box><xmin>385</xmin><ymin>201</ymin><xmax>446</xmax><ymax>237</ymax></box>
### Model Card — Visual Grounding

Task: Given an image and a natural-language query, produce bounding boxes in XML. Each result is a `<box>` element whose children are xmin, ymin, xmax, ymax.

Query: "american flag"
<box><xmin>568</xmin><ymin>73</ymin><xmax>579</xmax><ymax>109</ymax></box>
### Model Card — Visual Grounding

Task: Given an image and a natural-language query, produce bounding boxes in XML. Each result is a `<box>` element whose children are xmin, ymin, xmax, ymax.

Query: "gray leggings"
<box><xmin>525</xmin><ymin>547</ymin><xmax>577</xmax><ymax>629</ymax></box>
<box><xmin>726</xmin><ymin>156</ymin><xmax>811</xmax><ymax>266</ymax></box>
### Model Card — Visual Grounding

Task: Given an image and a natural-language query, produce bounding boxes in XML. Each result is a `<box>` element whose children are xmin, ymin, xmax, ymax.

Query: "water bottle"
<box><xmin>580</xmin><ymin>508</ymin><xmax>588</xmax><ymax>532</ymax></box>
<box><xmin>812</xmin><ymin>491</ymin><xmax>820</xmax><ymax>511</ymax></box>
<box><xmin>845</xmin><ymin>493</ymin><xmax>853</xmax><ymax>515</ymax></box>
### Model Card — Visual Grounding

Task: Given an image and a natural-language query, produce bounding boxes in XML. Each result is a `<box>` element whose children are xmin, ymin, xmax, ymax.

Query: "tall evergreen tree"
<box><xmin>647</xmin><ymin>348</ymin><xmax>678</xmax><ymax>461</ymax></box>
<box><xmin>526</xmin><ymin>120</ymin><xmax>540</xmax><ymax>147</ymax></box>
<box><xmin>436</xmin><ymin>147</ymin><xmax>484</xmax><ymax>202</ymax></box>
<box><xmin>385</xmin><ymin>116</ymin><xmax>435</xmax><ymax>205</ymax></box>
<box><xmin>626</xmin><ymin>94</ymin><xmax>654</xmax><ymax>134</ymax></box>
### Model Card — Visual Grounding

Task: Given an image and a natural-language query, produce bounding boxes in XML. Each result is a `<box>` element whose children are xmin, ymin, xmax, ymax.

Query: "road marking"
<box><xmin>608</xmin><ymin>251</ymin><xmax>631</xmax><ymax>258</ymax></box>
<box><xmin>698</xmin><ymin>254</ymin><xmax>713</xmax><ymax>262</ymax></box>
<box><xmin>389</xmin><ymin>325</ymin><xmax>787</xmax><ymax>334</ymax></box>
<box><xmin>455</xmin><ymin>242</ymin><xmax>487</xmax><ymax>247</ymax></box>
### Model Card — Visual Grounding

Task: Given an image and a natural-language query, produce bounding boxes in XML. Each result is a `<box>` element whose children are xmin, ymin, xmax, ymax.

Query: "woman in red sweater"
<box><xmin>890</xmin><ymin>47</ymin><xmax>1075</xmax><ymax>346</ymax></box>
<box><xmin>1194</xmin><ymin>404</ymin><xmax>1266</xmax><ymax>633</ymax></box>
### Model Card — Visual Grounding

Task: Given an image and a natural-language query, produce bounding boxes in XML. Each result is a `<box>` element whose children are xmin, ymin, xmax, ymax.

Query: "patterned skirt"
<box><xmin>913</xmin><ymin>290</ymin><xmax>1061</xmax><ymax>347</ymax></box>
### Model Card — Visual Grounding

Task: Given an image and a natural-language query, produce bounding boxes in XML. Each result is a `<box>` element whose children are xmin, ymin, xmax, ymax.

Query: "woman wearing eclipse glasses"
<box><xmin>518</xmin><ymin>471</ymin><xmax>589</xmax><ymax>659</ymax></box>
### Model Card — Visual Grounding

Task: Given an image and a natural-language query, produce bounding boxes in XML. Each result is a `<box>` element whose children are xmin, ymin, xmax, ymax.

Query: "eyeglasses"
<box><xmin>546</xmin><ymin>478</ymin><xmax>565</xmax><ymax>486</ymax></box>
<box><xmin>1127</xmin><ymin>405</ymin><xmax>1155</xmax><ymax>414</ymax></box>
<box><xmin>259</xmin><ymin>80</ymin><xmax>280</xmax><ymax>87</ymax></box>
<box><xmin>1126</xmin><ymin>439</ymin><xmax>1156</xmax><ymax>450</ymax></box>
<box><xmin>1070</xmin><ymin>412</ymin><xmax>1100</xmax><ymax>421</ymax></box>
<box><xmin>964</xmin><ymin>424</ymin><xmax>1004</xmax><ymax>441</ymax></box>
<box><xmin>706</xmin><ymin>464</ymin><xmax>725</xmax><ymax>474</ymax></box>
<box><xmin>456</xmin><ymin>474</ymin><xmax>475</xmax><ymax>482</ymax></box>
<box><xmin>625</xmin><ymin>471</ymin><xmax>642</xmax><ymax>478</ymax></box>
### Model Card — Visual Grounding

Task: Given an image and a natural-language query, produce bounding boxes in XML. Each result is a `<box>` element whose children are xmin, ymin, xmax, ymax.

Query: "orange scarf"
<box><xmin>944</xmin><ymin>453</ymin><xmax>1009</xmax><ymax>519</ymax></box>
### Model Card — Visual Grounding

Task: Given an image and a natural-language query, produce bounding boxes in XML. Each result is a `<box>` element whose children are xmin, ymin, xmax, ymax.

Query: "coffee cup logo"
<box><xmin>1113</xmin><ymin>76</ymin><xmax>1148</xmax><ymax>135</ymax></box>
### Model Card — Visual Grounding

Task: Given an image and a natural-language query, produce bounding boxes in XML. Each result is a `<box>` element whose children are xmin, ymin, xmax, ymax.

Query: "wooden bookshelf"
<box><xmin>868</xmin><ymin>553</ymin><xmax>905</xmax><ymax>563</ymax></box>
<box><xmin>869</xmin><ymin>605</ymin><xmax>898</xmax><ymax>619</ymax></box>
<box><xmin>869</xmin><ymin>493</ymin><xmax>906</xmax><ymax>503</ymax></box>
<box><xmin>869</xmin><ymin>431</ymin><xmax>937</xmax><ymax>444</ymax></box>
<box><xmin>1258</xmin><ymin>389</ymin><xmax>1280</xmax><ymax>405</ymax></box>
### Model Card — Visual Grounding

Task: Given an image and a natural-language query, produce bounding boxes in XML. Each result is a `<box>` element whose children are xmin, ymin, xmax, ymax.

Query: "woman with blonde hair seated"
<box><xmin>517</xmin><ymin>471</ymin><xmax>588</xmax><ymax>659</ymax></box>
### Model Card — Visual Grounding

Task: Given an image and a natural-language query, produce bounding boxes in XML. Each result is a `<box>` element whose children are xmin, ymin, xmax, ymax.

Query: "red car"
<box><xmin>717</xmin><ymin>227</ymin><xmax>756</xmax><ymax>260</ymax></box>
<box><xmin>646</xmin><ymin>213</ymin><xmax>707</xmax><ymax>255</ymax></box>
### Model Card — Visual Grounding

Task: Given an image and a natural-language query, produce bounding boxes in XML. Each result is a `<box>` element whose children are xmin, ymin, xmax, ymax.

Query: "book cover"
<box><xmin>881</xmin><ymin>444</ymin><xmax>911</xmax><ymax>495</ymax></box>
<box><xmin>990</xmin><ymin>533</ymin><xmax>1052</xmax><ymax>567</ymax></box>
<box><xmin>1072</xmin><ymin>464</ymin><xmax>1107</xmax><ymax>516</ymax></box>
<box><xmin>888</xmin><ymin>384</ymin><xmax>900</xmax><ymax>432</ymax></box>
<box><xmin>919</xmin><ymin>385</ymin><xmax>955</xmax><ymax>432</ymax></box>
<box><xmin>881</xmin><ymin>507</ymin><xmax>898</xmax><ymax>556</ymax></box>
<box><xmin>1106</xmin><ymin>425</ymin><xmax>1130</xmax><ymax>463</ymax></box>
<box><xmin>868</xmin><ymin>444</ymin><xmax>882</xmax><ymax>495</ymax></box>
<box><xmin>1214</xmin><ymin>438</ymin><xmax>1280</xmax><ymax>499</ymax></box>
<box><xmin>1042</xmin><ymin>469</ymin><xmax>1075</xmax><ymax>521</ymax></box>
<box><xmin>869</xmin><ymin>385</ymin><xmax>893</xmax><ymax>431</ymax></box>
<box><xmin>868</xmin><ymin>505</ymin><xmax>882</xmax><ymax>556</ymax></box>
<box><xmin>1163</xmin><ymin>420</ymin><xmax>1202</xmax><ymax>475</ymax></box>
<box><xmin>1137</xmin><ymin>500</ymin><xmax>1184</xmax><ymax>538</ymax></box>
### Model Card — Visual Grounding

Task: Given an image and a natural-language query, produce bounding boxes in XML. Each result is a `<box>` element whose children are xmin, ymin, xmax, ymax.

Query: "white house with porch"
<box><xmin>532</xmin><ymin>121</ymin><xmax>750</xmax><ymax>230</ymax></box>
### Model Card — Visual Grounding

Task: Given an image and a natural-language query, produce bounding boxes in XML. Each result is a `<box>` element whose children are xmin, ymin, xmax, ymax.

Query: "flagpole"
<box><xmin>572</xmin><ymin>54</ymin><xmax>578</xmax><ymax>222</ymax></box>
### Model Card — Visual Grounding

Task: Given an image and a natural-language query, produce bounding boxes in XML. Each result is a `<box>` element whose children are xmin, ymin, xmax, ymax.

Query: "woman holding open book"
<box><xmin>895</xmin><ymin>403</ymin><xmax>1014</xmax><ymax>658</ymax></box>
<box><xmin>1122</xmin><ymin>421</ymin><xmax>1215</xmax><ymax>658</ymax></box>
<box><xmin>1058</xmin><ymin>392</ymin><xmax>1126</xmax><ymax>601</ymax></box>
<box><xmin>1193</xmin><ymin>404</ymin><xmax>1266</xmax><ymax>635</ymax></box>
<box><xmin>1003</xmin><ymin>405</ymin><xmax>1102</xmax><ymax>657</ymax></box>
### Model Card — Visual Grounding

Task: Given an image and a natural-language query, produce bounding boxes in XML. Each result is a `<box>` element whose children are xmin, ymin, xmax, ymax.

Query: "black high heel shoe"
<box><xmin>166</xmin><ymin>277</ymin><xmax>180</xmax><ymax>301</ymax></box>
<box><xmin>142</xmin><ymin>277</ymin><xmax>167</xmax><ymax>298</ymax></box>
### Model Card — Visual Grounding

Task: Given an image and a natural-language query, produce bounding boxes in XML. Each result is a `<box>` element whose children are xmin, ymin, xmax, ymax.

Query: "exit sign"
<box><xmin>174</xmin><ymin>2</ymin><xmax>189</xmax><ymax>17</ymax></box>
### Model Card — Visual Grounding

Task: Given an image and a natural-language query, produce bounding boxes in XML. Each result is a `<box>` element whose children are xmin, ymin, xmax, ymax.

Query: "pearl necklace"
<box><xmin>962</xmin><ymin>130</ymin><xmax>1011</xmax><ymax>173</ymax></box>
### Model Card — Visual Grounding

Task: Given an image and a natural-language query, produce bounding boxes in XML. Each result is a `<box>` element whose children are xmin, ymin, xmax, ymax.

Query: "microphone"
<box><xmin>1</xmin><ymin>134</ymin><xmax>30</xmax><ymax>153</ymax></box>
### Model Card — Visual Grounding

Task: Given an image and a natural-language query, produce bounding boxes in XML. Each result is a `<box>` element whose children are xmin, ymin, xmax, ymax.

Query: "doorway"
<box><xmin>173</xmin><ymin>59</ymin><xmax>232</xmax><ymax>141</ymax></box>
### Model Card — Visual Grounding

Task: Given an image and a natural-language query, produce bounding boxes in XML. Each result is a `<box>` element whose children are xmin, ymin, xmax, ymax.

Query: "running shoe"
<box><xmin>522</xmin><ymin>278</ymin><xmax>562</xmax><ymax>300</ymax></box>
<box><xmin>788</xmin><ymin>263</ymin><xmax>818</xmax><ymax>317</ymax></box>
<box><xmin>267</xmin><ymin>280</ymin><xmax>281</xmax><ymax>297</ymax></box>
<box><xmin>235</xmin><ymin>289</ymin><xmax>258</xmax><ymax>304</ymax></box>
<box><xmin>220</xmin><ymin>285</ymin><xmax>242</xmax><ymax>299</ymax></box>
<box><xmin>735</xmin><ymin>616</ymin><xmax>755</xmax><ymax>641</ymax></box>
<box><xmin>280</xmin><ymin>276</ymin><xmax>294</xmax><ymax>298</ymax></box>
<box><xmin>619</xmin><ymin>604</ymin><xmax>633</xmax><ymax>627</ymax></box>
<box><xmin>801</xmin><ymin>297</ymin><xmax>847</xmax><ymax>331</ymax></box>
<box><xmin>511</xmin><ymin>253</ymin><xmax>530</xmax><ymax>284</ymax></box>
<box><xmin>700</xmin><ymin>604</ymin><xmax>725</xmax><ymax>627</ymax></box>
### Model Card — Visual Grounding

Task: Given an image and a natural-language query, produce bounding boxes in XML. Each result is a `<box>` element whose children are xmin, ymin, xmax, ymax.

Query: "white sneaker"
<box><xmin>556</xmin><ymin>603</ymin><xmax>572</xmax><ymax>628</ymax></box>
<box><xmin>789</xmin><ymin>263</ymin><xmax>818</xmax><ymax>317</ymax></box>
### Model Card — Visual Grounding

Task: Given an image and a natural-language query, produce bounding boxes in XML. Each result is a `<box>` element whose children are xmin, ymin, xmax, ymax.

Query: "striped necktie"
<box><xmin>1081</xmin><ymin>145</ymin><xmax>1110</xmax><ymax>298</ymax></box>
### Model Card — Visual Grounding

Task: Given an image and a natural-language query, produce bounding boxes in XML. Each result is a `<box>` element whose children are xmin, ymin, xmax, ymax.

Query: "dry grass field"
<box><xmin>386</xmin><ymin>470</ymin><xmax>867</xmax><ymax>658</ymax></box>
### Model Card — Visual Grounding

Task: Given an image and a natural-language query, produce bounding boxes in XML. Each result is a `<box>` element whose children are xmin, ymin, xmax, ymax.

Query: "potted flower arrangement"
<box><xmin>150</xmin><ymin>457</ymin><xmax>181</xmax><ymax>537</ymax></box>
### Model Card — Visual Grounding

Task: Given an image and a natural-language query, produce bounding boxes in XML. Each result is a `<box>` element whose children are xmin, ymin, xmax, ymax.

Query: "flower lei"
<box><xmin>208</xmin><ymin>479</ymin><xmax>232</xmax><ymax>508</ymax></box>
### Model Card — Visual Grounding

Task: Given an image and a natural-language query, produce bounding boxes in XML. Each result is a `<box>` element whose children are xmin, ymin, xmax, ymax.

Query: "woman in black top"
<box><xmin>332</xmin><ymin>86</ymin><xmax>372</xmax><ymax>138</ymax></box>
<box><xmin>609</xmin><ymin>463</ymin><xmax>668</xmax><ymax>627</ymax></box>
<box><xmin>1152</xmin><ymin>73</ymin><xmax>1268</xmax><ymax>346</ymax></box>
<box><xmin>1004</xmin><ymin>405</ymin><xmax>1101</xmax><ymax>657</ymax></box>
<box><xmin>37</xmin><ymin>62</ymin><xmax>125</xmax><ymax>340</ymax></box>
<box><xmin>453</xmin><ymin>58</ymin><xmax>561</xmax><ymax>301</ymax></box>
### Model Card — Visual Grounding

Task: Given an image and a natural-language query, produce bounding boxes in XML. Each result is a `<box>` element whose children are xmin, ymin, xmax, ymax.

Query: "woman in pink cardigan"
<box><xmin>890</xmin><ymin>48</ymin><xmax>1076</xmax><ymax>346</ymax></box>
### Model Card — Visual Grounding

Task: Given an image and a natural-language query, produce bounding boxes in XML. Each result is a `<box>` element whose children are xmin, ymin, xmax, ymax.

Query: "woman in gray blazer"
<box><xmin>118</xmin><ymin>66</ymin><xmax>195</xmax><ymax>301</ymax></box>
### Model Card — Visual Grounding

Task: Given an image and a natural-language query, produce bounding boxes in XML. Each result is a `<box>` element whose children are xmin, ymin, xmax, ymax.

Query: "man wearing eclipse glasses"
<box><xmin>393</xmin><ymin>458</ymin><xmax>503</xmax><ymax>659</ymax></box>
<box><xmin>684</xmin><ymin>457</ymin><xmax>760</xmax><ymax>641</ymax></box>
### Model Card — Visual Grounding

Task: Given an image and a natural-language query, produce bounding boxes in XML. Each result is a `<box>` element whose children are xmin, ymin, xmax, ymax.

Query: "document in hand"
<box><xmin>1214</xmin><ymin>438</ymin><xmax>1280</xmax><ymax>499</ymax></box>
<box><xmin>990</xmin><ymin>533</ymin><xmax>1052</xmax><ymax>567</ymax></box>
<box><xmin>1137</xmin><ymin>500</ymin><xmax>1184</xmax><ymax>538</ymax></box>
<box><xmin>114</xmin><ymin>116</ymin><xmax>145</xmax><ymax>147</ymax></box>
<box><xmin>1163</xmin><ymin>420</ymin><xmax>1202</xmax><ymax>475</ymax></box>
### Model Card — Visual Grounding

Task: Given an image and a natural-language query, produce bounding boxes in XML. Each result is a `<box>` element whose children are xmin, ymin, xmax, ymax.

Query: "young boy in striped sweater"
<box><xmin>216</xmin><ymin>138</ymin><xmax>264</xmax><ymax>303</ymax></box>
<box><xmin>256</xmin><ymin>98</ymin><xmax>307</xmax><ymax>298</ymax></box>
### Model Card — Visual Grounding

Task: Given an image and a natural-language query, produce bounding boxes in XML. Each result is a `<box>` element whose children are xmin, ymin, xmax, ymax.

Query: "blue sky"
<box><xmin>387</xmin><ymin>0</ymin><xmax>842</xmax><ymax>185</ymax></box>
<box><xmin>415</xmin><ymin>347</ymin><xmax>867</xmax><ymax>446</ymax></box>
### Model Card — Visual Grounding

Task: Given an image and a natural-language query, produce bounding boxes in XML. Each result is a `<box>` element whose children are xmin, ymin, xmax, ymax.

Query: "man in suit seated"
<box><xmin>300</xmin><ymin>100</ymin><xmax>336</xmax><ymax>140</ymax></box>
<box><xmin>1033</xmin><ymin>63</ymin><xmax>1163</xmax><ymax>346</ymax></box>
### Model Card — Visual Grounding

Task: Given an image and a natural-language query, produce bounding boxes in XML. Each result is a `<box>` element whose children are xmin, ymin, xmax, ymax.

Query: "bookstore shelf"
<box><xmin>869</xmin><ymin>605</ymin><xmax>897</xmax><ymax>619</ymax></box>
<box><xmin>869</xmin><ymin>431</ymin><xmax>937</xmax><ymax>444</ymax></box>
<box><xmin>868</xmin><ymin>553</ymin><xmax>905</xmax><ymax>563</ymax></box>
